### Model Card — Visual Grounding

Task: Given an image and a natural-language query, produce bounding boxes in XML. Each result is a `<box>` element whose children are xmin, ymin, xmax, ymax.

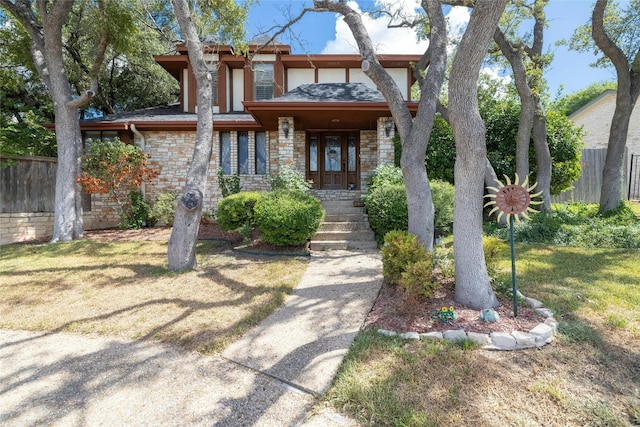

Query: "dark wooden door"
<box><xmin>307</xmin><ymin>132</ymin><xmax>359</xmax><ymax>190</ymax></box>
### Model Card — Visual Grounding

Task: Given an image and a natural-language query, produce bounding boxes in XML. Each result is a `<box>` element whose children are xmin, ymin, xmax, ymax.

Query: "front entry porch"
<box><xmin>306</xmin><ymin>131</ymin><xmax>360</xmax><ymax>191</ymax></box>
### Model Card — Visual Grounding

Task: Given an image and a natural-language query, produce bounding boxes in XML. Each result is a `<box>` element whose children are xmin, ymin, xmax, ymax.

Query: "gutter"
<box><xmin>130</xmin><ymin>123</ymin><xmax>147</xmax><ymax>199</ymax></box>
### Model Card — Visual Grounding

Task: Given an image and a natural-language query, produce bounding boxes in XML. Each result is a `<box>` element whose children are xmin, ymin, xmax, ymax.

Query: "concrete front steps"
<box><xmin>310</xmin><ymin>199</ymin><xmax>378</xmax><ymax>251</ymax></box>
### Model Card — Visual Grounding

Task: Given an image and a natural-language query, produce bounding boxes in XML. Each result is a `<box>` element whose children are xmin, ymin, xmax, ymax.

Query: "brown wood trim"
<box><xmin>218</xmin><ymin>65</ymin><xmax>227</xmax><ymax>113</ymax></box>
<box><xmin>187</xmin><ymin>63</ymin><xmax>197</xmax><ymax>113</ymax></box>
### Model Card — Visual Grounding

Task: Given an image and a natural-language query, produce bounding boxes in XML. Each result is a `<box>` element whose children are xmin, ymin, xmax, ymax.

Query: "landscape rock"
<box><xmin>377</xmin><ymin>329</ymin><xmax>397</xmax><ymax>337</ymax></box>
<box><xmin>490</xmin><ymin>332</ymin><xmax>516</xmax><ymax>349</ymax></box>
<box><xmin>443</xmin><ymin>329</ymin><xmax>467</xmax><ymax>342</ymax></box>
<box><xmin>530</xmin><ymin>323</ymin><xmax>554</xmax><ymax>345</ymax></box>
<box><xmin>400</xmin><ymin>332</ymin><xmax>420</xmax><ymax>340</ymax></box>
<box><xmin>511</xmin><ymin>330</ymin><xmax>536</xmax><ymax>347</ymax></box>
<box><xmin>467</xmin><ymin>332</ymin><xmax>491</xmax><ymax>346</ymax></box>
<box><xmin>420</xmin><ymin>332</ymin><xmax>443</xmax><ymax>341</ymax></box>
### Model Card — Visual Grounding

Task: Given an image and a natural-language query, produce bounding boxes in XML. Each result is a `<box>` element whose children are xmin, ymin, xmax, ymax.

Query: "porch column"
<box><xmin>377</xmin><ymin>116</ymin><xmax>395</xmax><ymax>165</ymax></box>
<box><xmin>278</xmin><ymin>117</ymin><xmax>295</xmax><ymax>167</ymax></box>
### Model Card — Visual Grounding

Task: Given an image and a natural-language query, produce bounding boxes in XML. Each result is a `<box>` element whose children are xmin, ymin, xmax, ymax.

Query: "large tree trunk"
<box><xmin>314</xmin><ymin>0</ymin><xmax>447</xmax><ymax>250</ymax></box>
<box><xmin>591</xmin><ymin>0</ymin><xmax>640</xmax><ymax>212</ymax></box>
<box><xmin>449</xmin><ymin>0</ymin><xmax>506</xmax><ymax>310</ymax></box>
<box><xmin>533</xmin><ymin>100</ymin><xmax>552</xmax><ymax>210</ymax></box>
<box><xmin>167</xmin><ymin>0</ymin><xmax>214</xmax><ymax>271</ymax></box>
<box><xmin>1</xmin><ymin>0</ymin><xmax>108</xmax><ymax>242</ymax></box>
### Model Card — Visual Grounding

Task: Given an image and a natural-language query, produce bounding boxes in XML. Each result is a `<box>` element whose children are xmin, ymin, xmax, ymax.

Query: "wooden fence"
<box><xmin>1</xmin><ymin>156</ymin><xmax>58</xmax><ymax>213</ymax></box>
<box><xmin>551</xmin><ymin>148</ymin><xmax>633</xmax><ymax>204</ymax></box>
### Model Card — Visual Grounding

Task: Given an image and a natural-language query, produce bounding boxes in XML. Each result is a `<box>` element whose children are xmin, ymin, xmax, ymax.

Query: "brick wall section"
<box><xmin>0</xmin><ymin>193</ymin><xmax>119</xmax><ymax>245</ymax></box>
<box><xmin>142</xmin><ymin>129</ymin><xmax>270</xmax><ymax>215</ymax></box>
<box><xmin>2</xmin><ymin>121</ymin><xmax>390</xmax><ymax>244</ymax></box>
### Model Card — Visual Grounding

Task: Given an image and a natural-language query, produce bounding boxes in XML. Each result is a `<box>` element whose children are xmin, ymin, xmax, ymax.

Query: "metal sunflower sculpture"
<box><xmin>484</xmin><ymin>174</ymin><xmax>543</xmax><ymax>317</ymax></box>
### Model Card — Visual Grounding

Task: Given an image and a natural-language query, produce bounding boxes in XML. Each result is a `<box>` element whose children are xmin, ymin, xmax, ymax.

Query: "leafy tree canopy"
<box><xmin>552</xmin><ymin>80</ymin><xmax>618</xmax><ymax>116</ymax></box>
<box><xmin>568</xmin><ymin>0</ymin><xmax>640</xmax><ymax>69</ymax></box>
<box><xmin>424</xmin><ymin>78</ymin><xmax>583</xmax><ymax>195</ymax></box>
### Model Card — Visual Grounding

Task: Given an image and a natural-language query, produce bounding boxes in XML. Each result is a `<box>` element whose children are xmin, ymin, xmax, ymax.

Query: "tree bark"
<box><xmin>591</xmin><ymin>0</ymin><xmax>640</xmax><ymax>212</ymax></box>
<box><xmin>449</xmin><ymin>0</ymin><xmax>507</xmax><ymax>310</ymax></box>
<box><xmin>313</xmin><ymin>0</ymin><xmax>447</xmax><ymax>250</ymax></box>
<box><xmin>493</xmin><ymin>0</ymin><xmax>552</xmax><ymax>211</ymax></box>
<box><xmin>1</xmin><ymin>0</ymin><xmax>108</xmax><ymax>242</ymax></box>
<box><xmin>167</xmin><ymin>0</ymin><xmax>214</xmax><ymax>271</ymax></box>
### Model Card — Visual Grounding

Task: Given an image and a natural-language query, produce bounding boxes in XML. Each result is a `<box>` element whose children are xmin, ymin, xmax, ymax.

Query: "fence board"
<box><xmin>1</xmin><ymin>156</ymin><xmax>58</xmax><ymax>213</ymax></box>
<box><xmin>551</xmin><ymin>148</ymin><xmax>631</xmax><ymax>204</ymax></box>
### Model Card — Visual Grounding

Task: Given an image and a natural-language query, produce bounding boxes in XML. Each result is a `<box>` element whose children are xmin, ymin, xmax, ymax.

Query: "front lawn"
<box><xmin>324</xmin><ymin>244</ymin><xmax>640</xmax><ymax>426</ymax></box>
<box><xmin>0</xmin><ymin>239</ymin><xmax>308</xmax><ymax>354</ymax></box>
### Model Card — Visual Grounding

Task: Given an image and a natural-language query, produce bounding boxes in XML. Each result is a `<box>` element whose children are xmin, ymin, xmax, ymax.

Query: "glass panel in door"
<box><xmin>324</xmin><ymin>136</ymin><xmax>342</xmax><ymax>189</ymax></box>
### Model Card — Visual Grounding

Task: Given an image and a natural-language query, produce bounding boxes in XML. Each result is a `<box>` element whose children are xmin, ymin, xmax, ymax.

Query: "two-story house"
<box><xmin>78</xmin><ymin>41</ymin><xmax>420</xmax><ymax>227</ymax></box>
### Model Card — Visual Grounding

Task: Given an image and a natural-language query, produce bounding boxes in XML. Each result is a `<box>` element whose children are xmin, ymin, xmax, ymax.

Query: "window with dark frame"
<box><xmin>255</xmin><ymin>131</ymin><xmax>267</xmax><ymax>175</ymax></box>
<box><xmin>220</xmin><ymin>131</ymin><xmax>231</xmax><ymax>174</ymax></box>
<box><xmin>254</xmin><ymin>63</ymin><xmax>274</xmax><ymax>100</ymax></box>
<box><xmin>237</xmin><ymin>131</ymin><xmax>249</xmax><ymax>174</ymax></box>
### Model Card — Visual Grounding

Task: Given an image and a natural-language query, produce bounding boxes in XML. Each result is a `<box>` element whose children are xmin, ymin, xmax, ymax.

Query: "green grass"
<box><xmin>0</xmin><ymin>239</ymin><xmax>308</xmax><ymax>353</ymax></box>
<box><xmin>324</xmin><ymin>243</ymin><xmax>640</xmax><ymax>426</ymax></box>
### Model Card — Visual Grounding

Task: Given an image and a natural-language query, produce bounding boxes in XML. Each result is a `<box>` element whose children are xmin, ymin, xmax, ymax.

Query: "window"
<box><xmin>238</xmin><ymin>132</ymin><xmax>249</xmax><ymax>174</ymax></box>
<box><xmin>309</xmin><ymin>136</ymin><xmax>318</xmax><ymax>172</ymax></box>
<box><xmin>255</xmin><ymin>132</ymin><xmax>267</xmax><ymax>174</ymax></box>
<box><xmin>82</xmin><ymin>130</ymin><xmax>118</xmax><ymax>152</ymax></box>
<box><xmin>209</xmin><ymin>67</ymin><xmax>218</xmax><ymax>105</ymax></box>
<box><xmin>220</xmin><ymin>131</ymin><xmax>231</xmax><ymax>174</ymax></box>
<box><xmin>254</xmin><ymin>63</ymin><xmax>274</xmax><ymax>100</ymax></box>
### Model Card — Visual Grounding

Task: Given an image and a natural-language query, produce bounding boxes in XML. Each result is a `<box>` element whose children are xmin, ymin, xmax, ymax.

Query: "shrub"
<box><xmin>381</xmin><ymin>230</ymin><xmax>427</xmax><ymax>284</ymax></box>
<box><xmin>120</xmin><ymin>190</ymin><xmax>150</xmax><ymax>229</ymax></box>
<box><xmin>484</xmin><ymin>202</ymin><xmax>640</xmax><ymax>249</ymax></box>
<box><xmin>365</xmin><ymin>180</ymin><xmax>454</xmax><ymax>242</ymax></box>
<box><xmin>270</xmin><ymin>164</ymin><xmax>312</xmax><ymax>193</ymax></box>
<box><xmin>254</xmin><ymin>190</ymin><xmax>324</xmax><ymax>246</ymax></box>
<box><xmin>483</xmin><ymin>235</ymin><xmax>507</xmax><ymax>278</ymax></box>
<box><xmin>366</xmin><ymin>164</ymin><xmax>404</xmax><ymax>193</ymax></box>
<box><xmin>399</xmin><ymin>255</ymin><xmax>441</xmax><ymax>299</ymax></box>
<box><xmin>431</xmin><ymin>180</ymin><xmax>455</xmax><ymax>235</ymax></box>
<box><xmin>365</xmin><ymin>184</ymin><xmax>408</xmax><ymax>244</ymax></box>
<box><xmin>216</xmin><ymin>192</ymin><xmax>263</xmax><ymax>231</ymax></box>
<box><xmin>149</xmin><ymin>192</ymin><xmax>177</xmax><ymax>226</ymax></box>
<box><xmin>218</xmin><ymin>169</ymin><xmax>242</xmax><ymax>198</ymax></box>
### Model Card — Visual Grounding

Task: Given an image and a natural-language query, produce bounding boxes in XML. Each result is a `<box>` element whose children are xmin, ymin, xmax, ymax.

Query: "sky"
<box><xmin>245</xmin><ymin>0</ymin><xmax>622</xmax><ymax>98</ymax></box>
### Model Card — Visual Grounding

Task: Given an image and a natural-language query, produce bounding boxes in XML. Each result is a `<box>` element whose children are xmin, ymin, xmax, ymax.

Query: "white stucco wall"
<box><xmin>569</xmin><ymin>90</ymin><xmax>640</xmax><ymax>166</ymax></box>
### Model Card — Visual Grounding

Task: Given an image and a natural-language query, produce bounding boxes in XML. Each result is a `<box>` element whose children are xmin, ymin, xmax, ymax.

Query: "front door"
<box><xmin>307</xmin><ymin>132</ymin><xmax>359</xmax><ymax>190</ymax></box>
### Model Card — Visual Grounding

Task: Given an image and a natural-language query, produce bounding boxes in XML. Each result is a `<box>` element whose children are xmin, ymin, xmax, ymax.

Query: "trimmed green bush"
<box><xmin>365</xmin><ymin>184</ymin><xmax>408</xmax><ymax>244</ymax></box>
<box><xmin>366</xmin><ymin>164</ymin><xmax>404</xmax><ymax>193</ymax></box>
<box><xmin>431</xmin><ymin>180</ymin><xmax>455</xmax><ymax>235</ymax></box>
<box><xmin>216</xmin><ymin>191</ymin><xmax>263</xmax><ymax>231</ymax></box>
<box><xmin>399</xmin><ymin>255</ymin><xmax>441</xmax><ymax>299</ymax></box>
<box><xmin>365</xmin><ymin>179</ymin><xmax>454</xmax><ymax>243</ymax></box>
<box><xmin>381</xmin><ymin>230</ymin><xmax>427</xmax><ymax>284</ymax></box>
<box><xmin>270</xmin><ymin>164</ymin><xmax>312</xmax><ymax>193</ymax></box>
<box><xmin>149</xmin><ymin>192</ymin><xmax>177</xmax><ymax>226</ymax></box>
<box><xmin>254</xmin><ymin>190</ymin><xmax>324</xmax><ymax>246</ymax></box>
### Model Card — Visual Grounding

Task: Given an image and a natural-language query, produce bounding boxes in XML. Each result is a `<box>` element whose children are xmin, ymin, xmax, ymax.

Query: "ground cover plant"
<box><xmin>323</xmin><ymin>202</ymin><xmax>640</xmax><ymax>426</ymax></box>
<box><xmin>0</xmin><ymin>237</ymin><xmax>308</xmax><ymax>354</ymax></box>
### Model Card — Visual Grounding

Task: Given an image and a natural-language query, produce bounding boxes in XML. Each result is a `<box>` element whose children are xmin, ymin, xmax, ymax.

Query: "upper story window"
<box><xmin>209</xmin><ymin>66</ymin><xmax>218</xmax><ymax>105</ymax></box>
<box><xmin>254</xmin><ymin>63</ymin><xmax>274</xmax><ymax>100</ymax></box>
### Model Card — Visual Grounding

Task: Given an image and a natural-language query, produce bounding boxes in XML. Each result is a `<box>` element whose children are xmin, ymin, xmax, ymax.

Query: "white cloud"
<box><xmin>321</xmin><ymin>0</ymin><xmax>429</xmax><ymax>55</ymax></box>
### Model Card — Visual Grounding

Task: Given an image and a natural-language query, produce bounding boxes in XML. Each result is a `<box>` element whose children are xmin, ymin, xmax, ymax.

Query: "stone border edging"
<box><xmin>376</xmin><ymin>294</ymin><xmax>557</xmax><ymax>351</ymax></box>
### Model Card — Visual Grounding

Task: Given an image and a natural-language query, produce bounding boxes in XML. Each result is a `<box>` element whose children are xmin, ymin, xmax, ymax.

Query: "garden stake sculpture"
<box><xmin>485</xmin><ymin>174</ymin><xmax>543</xmax><ymax>317</ymax></box>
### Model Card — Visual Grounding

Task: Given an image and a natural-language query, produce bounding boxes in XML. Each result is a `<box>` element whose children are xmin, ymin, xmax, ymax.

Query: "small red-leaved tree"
<box><xmin>77</xmin><ymin>138</ymin><xmax>159</xmax><ymax>226</ymax></box>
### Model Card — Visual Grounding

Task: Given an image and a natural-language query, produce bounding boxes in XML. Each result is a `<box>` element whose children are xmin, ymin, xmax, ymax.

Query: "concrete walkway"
<box><xmin>0</xmin><ymin>250</ymin><xmax>382</xmax><ymax>427</ymax></box>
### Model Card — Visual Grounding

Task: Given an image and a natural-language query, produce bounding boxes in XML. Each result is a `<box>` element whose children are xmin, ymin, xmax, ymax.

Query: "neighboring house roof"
<box><xmin>567</xmin><ymin>89</ymin><xmax>617</xmax><ymax>120</ymax></box>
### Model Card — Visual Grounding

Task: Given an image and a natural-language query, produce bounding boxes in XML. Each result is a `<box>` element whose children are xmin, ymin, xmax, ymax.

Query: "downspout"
<box><xmin>130</xmin><ymin>123</ymin><xmax>147</xmax><ymax>199</ymax></box>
